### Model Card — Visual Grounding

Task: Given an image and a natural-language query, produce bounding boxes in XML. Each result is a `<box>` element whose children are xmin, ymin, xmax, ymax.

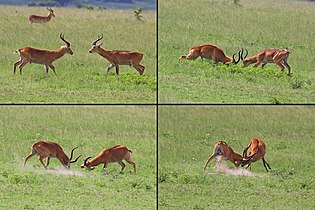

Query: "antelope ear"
<box><xmin>98</xmin><ymin>42</ymin><xmax>103</xmax><ymax>47</ymax></box>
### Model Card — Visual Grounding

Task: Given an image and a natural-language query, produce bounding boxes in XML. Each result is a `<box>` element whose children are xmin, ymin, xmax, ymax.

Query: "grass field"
<box><xmin>158</xmin><ymin>0</ymin><xmax>315</xmax><ymax>103</ymax></box>
<box><xmin>0</xmin><ymin>6</ymin><xmax>156</xmax><ymax>103</ymax></box>
<box><xmin>0</xmin><ymin>106</ymin><xmax>156</xmax><ymax>209</ymax></box>
<box><xmin>158</xmin><ymin>106</ymin><xmax>315</xmax><ymax>209</ymax></box>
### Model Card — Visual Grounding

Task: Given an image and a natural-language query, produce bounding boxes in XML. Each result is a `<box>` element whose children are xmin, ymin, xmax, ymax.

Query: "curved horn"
<box><xmin>241</xmin><ymin>146</ymin><xmax>258</xmax><ymax>166</ymax></box>
<box><xmin>241</xmin><ymin>48</ymin><xmax>248</xmax><ymax>61</ymax></box>
<box><xmin>246</xmin><ymin>150</ymin><xmax>259</xmax><ymax>160</ymax></box>
<box><xmin>47</xmin><ymin>7</ymin><xmax>53</xmax><ymax>12</ymax></box>
<box><xmin>232</xmin><ymin>50</ymin><xmax>242</xmax><ymax>64</ymax></box>
<box><xmin>242</xmin><ymin>143</ymin><xmax>251</xmax><ymax>158</ymax></box>
<box><xmin>243</xmin><ymin>149</ymin><xmax>259</xmax><ymax>165</ymax></box>
<box><xmin>60</xmin><ymin>33</ymin><xmax>70</xmax><ymax>48</ymax></box>
<box><xmin>70</xmin><ymin>155</ymin><xmax>82</xmax><ymax>163</ymax></box>
<box><xmin>92</xmin><ymin>34</ymin><xmax>103</xmax><ymax>45</ymax></box>
<box><xmin>83</xmin><ymin>156</ymin><xmax>92</xmax><ymax>166</ymax></box>
<box><xmin>69</xmin><ymin>146</ymin><xmax>78</xmax><ymax>160</ymax></box>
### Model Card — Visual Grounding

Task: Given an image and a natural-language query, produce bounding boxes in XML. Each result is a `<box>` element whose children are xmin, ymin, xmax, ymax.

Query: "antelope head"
<box><xmin>81</xmin><ymin>157</ymin><xmax>95</xmax><ymax>170</ymax></box>
<box><xmin>60</xmin><ymin>33</ymin><xmax>73</xmax><ymax>55</ymax></box>
<box><xmin>89</xmin><ymin>34</ymin><xmax>104</xmax><ymax>53</ymax></box>
<box><xmin>239</xmin><ymin>49</ymin><xmax>252</xmax><ymax>67</ymax></box>
<box><xmin>47</xmin><ymin>7</ymin><xmax>55</xmax><ymax>17</ymax></box>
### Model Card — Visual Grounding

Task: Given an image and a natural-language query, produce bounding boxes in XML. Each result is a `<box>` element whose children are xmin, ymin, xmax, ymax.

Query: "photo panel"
<box><xmin>158</xmin><ymin>0</ymin><xmax>315</xmax><ymax>103</ymax></box>
<box><xmin>0</xmin><ymin>105</ymin><xmax>156</xmax><ymax>209</ymax></box>
<box><xmin>1</xmin><ymin>4</ymin><xmax>156</xmax><ymax>104</ymax></box>
<box><xmin>158</xmin><ymin>105</ymin><xmax>315</xmax><ymax>208</ymax></box>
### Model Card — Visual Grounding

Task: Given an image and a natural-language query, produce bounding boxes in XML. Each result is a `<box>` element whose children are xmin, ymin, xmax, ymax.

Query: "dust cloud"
<box><xmin>209</xmin><ymin>156</ymin><xmax>257</xmax><ymax>177</ymax></box>
<box><xmin>35</xmin><ymin>168</ymin><xmax>85</xmax><ymax>176</ymax></box>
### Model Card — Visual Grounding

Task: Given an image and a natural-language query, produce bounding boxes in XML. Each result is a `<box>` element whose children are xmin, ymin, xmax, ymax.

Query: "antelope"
<box><xmin>13</xmin><ymin>33</ymin><xmax>73</xmax><ymax>75</ymax></box>
<box><xmin>203</xmin><ymin>141</ymin><xmax>244</xmax><ymax>169</ymax></box>
<box><xmin>29</xmin><ymin>7</ymin><xmax>55</xmax><ymax>24</ymax></box>
<box><xmin>81</xmin><ymin>145</ymin><xmax>136</xmax><ymax>175</ymax></box>
<box><xmin>23</xmin><ymin>141</ymin><xmax>81</xmax><ymax>169</ymax></box>
<box><xmin>179</xmin><ymin>45</ymin><xmax>243</xmax><ymax>64</ymax></box>
<box><xmin>242</xmin><ymin>48</ymin><xmax>291</xmax><ymax>75</ymax></box>
<box><xmin>241</xmin><ymin>138</ymin><xmax>271</xmax><ymax>172</ymax></box>
<box><xmin>89</xmin><ymin>34</ymin><xmax>145</xmax><ymax>75</ymax></box>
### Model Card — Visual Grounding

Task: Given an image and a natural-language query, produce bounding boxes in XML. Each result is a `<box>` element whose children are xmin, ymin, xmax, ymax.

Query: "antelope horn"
<box><xmin>241</xmin><ymin>48</ymin><xmax>248</xmax><ymax>61</ymax></box>
<box><xmin>84</xmin><ymin>157</ymin><xmax>92</xmax><ymax>166</ymax></box>
<box><xmin>243</xmin><ymin>150</ymin><xmax>259</xmax><ymax>160</ymax></box>
<box><xmin>69</xmin><ymin>147</ymin><xmax>78</xmax><ymax>160</ymax></box>
<box><xmin>242</xmin><ymin>142</ymin><xmax>251</xmax><ymax>158</ymax></box>
<box><xmin>232</xmin><ymin>49</ymin><xmax>242</xmax><ymax>64</ymax></box>
<box><xmin>92</xmin><ymin>34</ymin><xmax>104</xmax><ymax>45</ymax></box>
<box><xmin>70</xmin><ymin>155</ymin><xmax>82</xmax><ymax>163</ymax></box>
<box><xmin>60</xmin><ymin>33</ymin><xmax>71</xmax><ymax>47</ymax></box>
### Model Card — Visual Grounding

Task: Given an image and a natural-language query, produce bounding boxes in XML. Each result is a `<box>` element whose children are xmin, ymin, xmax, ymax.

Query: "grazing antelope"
<box><xmin>203</xmin><ymin>141</ymin><xmax>244</xmax><ymax>169</ymax></box>
<box><xmin>23</xmin><ymin>141</ymin><xmax>81</xmax><ymax>169</ymax></box>
<box><xmin>81</xmin><ymin>145</ymin><xmax>136</xmax><ymax>175</ymax></box>
<box><xmin>89</xmin><ymin>34</ymin><xmax>145</xmax><ymax>75</ymax></box>
<box><xmin>242</xmin><ymin>48</ymin><xmax>291</xmax><ymax>75</ymax></box>
<box><xmin>29</xmin><ymin>7</ymin><xmax>55</xmax><ymax>24</ymax></box>
<box><xmin>241</xmin><ymin>138</ymin><xmax>271</xmax><ymax>172</ymax></box>
<box><xmin>179</xmin><ymin>45</ymin><xmax>243</xmax><ymax>64</ymax></box>
<box><xmin>13</xmin><ymin>33</ymin><xmax>73</xmax><ymax>75</ymax></box>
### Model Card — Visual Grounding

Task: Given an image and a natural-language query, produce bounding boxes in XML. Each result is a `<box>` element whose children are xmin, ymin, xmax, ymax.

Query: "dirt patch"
<box><xmin>35</xmin><ymin>168</ymin><xmax>85</xmax><ymax>176</ymax></box>
<box><xmin>209</xmin><ymin>156</ymin><xmax>257</xmax><ymax>177</ymax></box>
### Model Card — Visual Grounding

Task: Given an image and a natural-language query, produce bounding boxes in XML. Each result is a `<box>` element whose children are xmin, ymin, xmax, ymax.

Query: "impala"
<box><xmin>242</xmin><ymin>48</ymin><xmax>291</xmax><ymax>75</ymax></box>
<box><xmin>13</xmin><ymin>33</ymin><xmax>73</xmax><ymax>75</ymax></box>
<box><xmin>179</xmin><ymin>44</ymin><xmax>243</xmax><ymax>64</ymax></box>
<box><xmin>241</xmin><ymin>138</ymin><xmax>271</xmax><ymax>172</ymax></box>
<box><xmin>23</xmin><ymin>141</ymin><xmax>81</xmax><ymax>169</ymax></box>
<box><xmin>89</xmin><ymin>34</ymin><xmax>145</xmax><ymax>75</ymax></box>
<box><xmin>203</xmin><ymin>141</ymin><xmax>245</xmax><ymax>169</ymax></box>
<box><xmin>29</xmin><ymin>7</ymin><xmax>55</xmax><ymax>24</ymax></box>
<box><xmin>81</xmin><ymin>145</ymin><xmax>136</xmax><ymax>174</ymax></box>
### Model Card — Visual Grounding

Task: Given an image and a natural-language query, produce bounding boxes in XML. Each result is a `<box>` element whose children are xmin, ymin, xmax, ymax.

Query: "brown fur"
<box><xmin>29</xmin><ymin>8</ymin><xmax>55</xmax><ymax>24</ymax></box>
<box><xmin>81</xmin><ymin>145</ymin><xmax>136</xmax><ymax>174</ymax></box>
<box><xmin>241</xmin><ymin>138</ymin><xmax>271</xmax><ymax>172</ymax></box>
<box><xmin>179</xmin><ymin>44</ymin><xmax>241</xmax><ymax>64</ymax></box>
<box><xmin>13</xmin><ymin>34</ymin><xmax>73</xmax><ymax>75</ymax></box>
<box><xmin>243</xmin><ymin>49</ymin><xmax>291</xmax><ymax>75</ymax></box>
<box><xmin>89</xmin><ymin>35</ymin><xmax>145</xmax><ymax>75</ymax></box>
<box><xmin>203</xmin><ymin>141</ymin><xmax>243</xmax><ymax>169</ymax></box>
<box><xmin>23</xmin><ymin>141</ymin><xmax>80</xmax><ymax>169</ymax></box>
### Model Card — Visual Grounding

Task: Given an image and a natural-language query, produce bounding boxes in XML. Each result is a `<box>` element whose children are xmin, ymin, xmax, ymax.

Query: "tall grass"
<box><xmin>0</xmin><ymin>6</ymin><xmax>156</xmax><ymax>103</ymax></box>
<box><xmin>158</xmin><ymin>106</ymin><xmax>315</xmax><ymax>209</ymax></box>
<box><xmin>158</xmin><ymin>0</ymin><xmax>315</xmax><ymax>103</ymax></box>
<box><xmin>0</xmin><ymin>106</ymin><xmax>156</xmax><ymax>209</ymax></box>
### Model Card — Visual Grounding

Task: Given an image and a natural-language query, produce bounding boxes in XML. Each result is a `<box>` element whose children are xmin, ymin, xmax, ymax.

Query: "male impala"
<box><xmin>89</xmin><ymin>35</ymin><xmax>145</xmax><ymax>75</ymax></box>
<box><xmin>81</xmin><ymin>145</ymin><xmax>136</xmax><ymax>174</ymax></box>
<box><xmin>23</xmin><ymin>141</ymin><xmax>81</xmax><ymax>169</ymax></box>
<box><xmin>203</xmin><ymin>141</ymin><xmax>245</xmax><ymax>169</ymax></box>
<box><xmin>13</xmin><ymin>33</ymin><xmax>73</xmax><ymax>75</ymax></box>
<box><xmin>241</xmin><ymin>138</ymin><xmax>271</xmax><ymax>172</ymax></box>
<box><xmin>179</xmin><ymin>45</ymin><xmax>243</xmax><ymax>64</ymax></box>
<box><xmin>242</xmin><ymin>48</ymin><xmax>291</xmax><ymax>75</ymax></box>
<box><xmin>29</xmin><ymin>7</ymin><xmax>55</xmax><ymax>24</ymax></box>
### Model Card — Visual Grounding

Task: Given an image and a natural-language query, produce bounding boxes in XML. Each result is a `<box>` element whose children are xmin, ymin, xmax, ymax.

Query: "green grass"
<box><xmin>158</xmin><ymin>0</ymin><xmax>315</xmax><ymax>103</ymax></box>
<box><xmin>158</xmin><ymin>106</ymin><xmax>315</xmax><ymax>209</ymax></box>
<box><xmin>0</xmin><ymin>6</ymin><xmax>156</xmax><ymax>103</ymax></box>
<box><xmin>0</xmin><ymin>106</ymin><xmax>156</xmax><ymax>209</ymax></box>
